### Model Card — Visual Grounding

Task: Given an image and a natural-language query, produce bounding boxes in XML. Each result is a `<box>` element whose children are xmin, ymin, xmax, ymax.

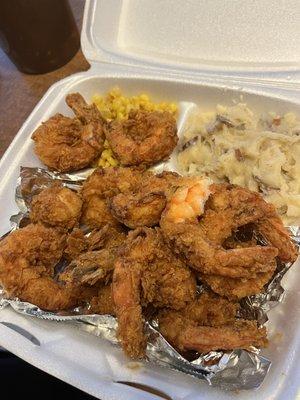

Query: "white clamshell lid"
<box><xmin>82</xmin><ymin>0</ymin><xmax>300</xmax><ymax>84</ymax></box>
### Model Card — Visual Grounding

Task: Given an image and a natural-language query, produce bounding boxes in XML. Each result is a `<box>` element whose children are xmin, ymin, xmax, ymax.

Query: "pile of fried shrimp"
<box><xmin>0</xmin><ymin>92</ymin><xmax>298</xmax><ymax>360</ymax></box>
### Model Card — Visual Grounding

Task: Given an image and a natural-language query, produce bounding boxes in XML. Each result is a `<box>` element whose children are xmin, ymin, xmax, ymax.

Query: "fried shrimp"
<box><xmin>105</xmin><ymin>110</ymin><xmax>178</xmax><ymax>166</ymax></box>
<box><xmin>112</xmin><ymin>227</ymin><xmax>196</xmax><ymax>358</ymax></box>
<box><xmin>158</xmin><ymin>314</ymin><xmax>267</xmax><ymax>353</ymax></box>
<box><xmin>157</xmin><ymin>291</ymin><xmax>267</xmax><ymax>353</ymax></box>
<box><xmin>201</xmin><ymin>183</ymin><xmax>297</xmax><ymax>263</ymax></box>
<box><xmin>80</xmin><ymin>167</ymin><xmax>149</xmax><ymax>228</ymax></box>
<box><xmin>30</xmin><ymin>186</ymin><xmax>82</xmax><ymax>230</ymax></box>
<box><xmin>0</xmin><ymin>224</ymin><xmax>80</xmax><ymax>311</ymax></box>
<box><xmin>60</xmin><ymin>225</ymin><xmax>126</xmax><ymax>286</ymax></box>
<box><xmin>199</xmin><ymin>269</ymin><xmax>275</xmax><ymax>300</ymax></box>
<box><xmin>89</xmin><ymin>284</ymin><xmax>115</xmax><ymax>316</ymax></box>
<box><xmin>256</xmin><ymin>214</ymin><xmax>298</xmax><ymax>263</ymax></box>
<box><xmin>31</xmin><ymin>93</ymin><xmax>105</xmax><ymax>172</ymax></box>
<box><xmin>160</xmin><ymin>178</ymin><xmax>279</xmax><ymax>278</ymax></box>
<box><xmin>165</xmin><ymin>291</ymin><xmax>240</xmax><ymax>327</ymax></box>
<box><xmin>110</xmin><ymin>171</ymin><xmax>181</xmax><ymax>228</ymax></box>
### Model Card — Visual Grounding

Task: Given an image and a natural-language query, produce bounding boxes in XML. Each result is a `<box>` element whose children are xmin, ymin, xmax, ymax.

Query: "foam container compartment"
<box><xmin>0</xmin><ymin>1</ymin><xmax>299</xmax><ymax>399</ymax></box>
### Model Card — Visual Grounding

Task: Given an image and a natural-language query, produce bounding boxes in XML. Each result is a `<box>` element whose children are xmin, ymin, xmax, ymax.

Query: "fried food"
<box><xmin>157</xmin><ymin>291</ymin><xmax>267</xmax><ymax>353</ymax></box>
<box><xmin>110</xmin><ymin>171</ymin><xmax>181</xmax><ymax>228</ymax></box>
<box><xmin>158</xmin><ymin>314</ymin><xmax>267</xmax><ymax>353</ymax></box>
<box><xmin>31</xmin><ymin>93</ymin><xmax>105</xmax><ymax>172</ymax></box>
<box><xmin>30</xmin><ymin>186</ymin><xmax>82</xmax><ymax>230</ymax></box>
<box><xmin>89</xmin><ymin>284</ymin><xmax>115</xmax><ymax>316</ymax></box>
<box><xmin>0</xmin><ymin>224</ymin><xmax>80</xmax><ymax>311</ymax></box>
<box><xmin>80</xmin><ymin>167</ymin><xmax>149</xmax><ymax>228</ymax></box>
<box><xmin>200</xmin><ymin>269</ymin><xmax>275</xmax><ymax>300</ymax></box>
<box><xmin>160</xmin><ymin>178</ymin><xmax>278</xmax><ymax>278</ymax></box>
<box><xmin>256</xmin><ymin>215</ymin><xmax>298</xmax><ymax>263</ymax></box>
<box><xmin>112</xmin><ymin>227</ymin><xmax>196</xmax><ymax>358</ymax></box>
<box><xmin>201</xmin><ymin>183</ymin><xmax>297</xmax><ymax>263</ymax></box>
<box><xmin>61</xmin><ymin>250</ymin><xmax>114</xmax><ymax>286</ymax></box>
<box><xmin>64</xmin><ymin>228</ymin><xmax>88</xmax><ymax>260</ymax></box>
<box><xmin>60</xmin><ymin>225</ymin><xmax>126</xmax><ymax>286</ymax></box>
<box><xmin>166</xmin><ymin>291</ymin><xmax>240</xmax><ymax>327</ymax></box>
<box><xmin>105</xmin><ymin>110</ymin><xmax>178</xmax><ymax>166</ymax></box>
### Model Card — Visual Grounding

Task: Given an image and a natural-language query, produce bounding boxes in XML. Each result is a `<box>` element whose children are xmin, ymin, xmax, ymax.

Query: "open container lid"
<box><xmin>82</xmin><ymin>0</ymin><xmax>300</xmax><ymax>85</ymax></box>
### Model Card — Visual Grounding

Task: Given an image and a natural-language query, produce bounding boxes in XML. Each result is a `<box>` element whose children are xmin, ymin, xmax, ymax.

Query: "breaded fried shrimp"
<box><xmin>0</xmin><ymin>224</ymin><xmax>79</xmax><ymax>311</ymax></box>
<box><xmin>32</xmin><ymin>93</ymin><xmax>105</xmax><ymax>172</ymax></box>
<box><xmin>112</xmin><ymin>228</ymin><xmax>196</xmax><ymax>358</ymax></box>
<box><xmin>160</xmin><ymin>178</ymin><xmax>279</xmax><ymax>278</ymax></box>
<box><xmin>158</xmin><ymin>314</ymin><xmax>267</xmax><ymax>353</ymax></box>
<box><xmin>30</xmin><ymin>186</ymin><xmax>82</xmax><ymax>229</ymax></box>
<box><xmin>80</xmin><ymin>167</ymin><xmax>149</xmax><ymax>228</ymax></box>
<box><xmin>105</xmin><ymin>110</ymin><xmax>178</xmax><ymax>166</ymax></box>
<box><xmin>110</xmin><ymin>171</ymin><xmax>181</xmax><ymax>228</ymax></box>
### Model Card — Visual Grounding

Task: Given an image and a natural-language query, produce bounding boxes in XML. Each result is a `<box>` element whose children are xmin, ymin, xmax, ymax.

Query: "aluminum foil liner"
<box><xmin>1</xmin><ymin>166</ymin><xmax>299</xmax><ymax>391</ymax></box>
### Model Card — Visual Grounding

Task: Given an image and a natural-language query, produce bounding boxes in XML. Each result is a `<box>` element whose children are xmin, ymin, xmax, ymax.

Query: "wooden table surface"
<box><xmin>0</xmin><ymin>0</ymin><xmax>90</xmax><ymax>159</ymax></box>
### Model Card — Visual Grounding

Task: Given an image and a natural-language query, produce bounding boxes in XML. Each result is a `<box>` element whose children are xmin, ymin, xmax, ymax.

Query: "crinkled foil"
<box><xmin>1</xmin><ymin>167</ymin><xmax>299</xmax><ymax>391</ymax></box>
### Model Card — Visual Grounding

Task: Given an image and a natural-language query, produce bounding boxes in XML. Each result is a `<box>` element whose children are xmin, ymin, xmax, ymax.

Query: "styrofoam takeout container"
<box><xmin>0</xmin><ymin>1</ymin><xmax>300</xmax><ymax>399</ymax></box>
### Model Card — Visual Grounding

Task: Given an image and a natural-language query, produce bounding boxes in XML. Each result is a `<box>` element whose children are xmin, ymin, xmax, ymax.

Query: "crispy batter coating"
<box><xmin>105</xmin><ymin>110</ymin><xmax>178</xmax><ymax>166</ymax></box>
<box><xmin>110</xmin><ymin>171</ymin><xmax>181</xmax><ymax>228</ymax></box>
<box><xmin>113</xmin><ymin>227</ymin><xmax>196</xmax><ymax>359</ymax></box>
<box><xmin>161</xmin><ymin>220</ymin><xmax>277</xmax><ymax>278</ymax></box>
<box><xmin>110</xmin><ymin>192</ymin><xmax>166</xmax><ymax>229</ymax></box>
<box><xmin>200</xmin><ymin>184</ymin><xmax>274</xmax><ymax>244</ymax></box>
<box><xmin>202</xmin><ymin>184</ymin><xmax>297</xmax><ymax>263</ymax></box>
<box><xmin>61</xmin><ymin>250</ymin><xmax>115</xmax><ymax>286</ymax></box>
<box><xmin>60</xmin><ymin>225</ymin><xmax>126</xmax><ymax>286</ymax></box>
<box><xmin>160</xmin><ymin>181</ymin><xmax>280</xmax><ymax>278</ymax></box>
<box><xmin>157</xmin><ymin>291</ymin><xmax>267</xmax><ymax>353</ymax></box>
<box><xmin>30</xmin><ymin>186</ymin><xmax>82</xmax><ymax>230</ymax></box>
<box><xmin>81</xmin><ymin>167</ymin><xmax>150</xmax><ymax>228</ymax></box>
<box><xmin>200</xmin><ymin>269</ymin><xmax>275</xmax><ymax>300</ymax></box>
<box><xmin>31</xmin><ymin>93</ymin><xmax>105</xmax><ymax>172</ymax></box>
<box><xmin>64</xmin><ymin>228</ymin><xmax>88</xmax><ymax>260</ymax></box>
<box><xmin>159</xmin><ymin>314</ymin><xmax>267</xmax><ymax>353</ymax></box>
<box><xmin>256</xmin><ymin>214</ymin><xmax>298</xmax><ymax>263</ymax></box>
<box><xmin>158</xmin><ymin>291</ymin><xmax>239</xmax><ymax>327</ymax></box>
<box><xmin>89</xmin><ymin>284</ymin><xmax>115</xmax><ymax>316</ymax></box>
<box><xmin>0</xmin><ymin>224</ymin><xmax>80</xmax><ymax>311</ymax></box>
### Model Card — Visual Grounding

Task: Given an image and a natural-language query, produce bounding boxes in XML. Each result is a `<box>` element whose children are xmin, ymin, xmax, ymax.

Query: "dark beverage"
<box><xmin>0</xmin><ymin>0</ymin><xmax>80</xmax><ymax>74</ymax></box>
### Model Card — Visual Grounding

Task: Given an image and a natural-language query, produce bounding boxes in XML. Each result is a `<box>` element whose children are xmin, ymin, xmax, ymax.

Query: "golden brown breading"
<box><xmin>32</xmin><ymin>93</ymin><xmax>105</xmax><ymax>172</ymax></box>
<box><xmin>161</xmin><ymin>219</ymin><xmax>277</xmax><ymax>278</ymax></box>
<box><xmin>199</xmin><ymin>184</ymin><xmax>273</xmax><ymax>244</ymax></box>
<box><xmin>256</xmin><ymin>214</ymin><xmax>298</xmax><ymax>263</ymax></box>
<box><xmin>60</xmin><ymin>225</ymin><xmax>126</xmax><ymax>286</ymax></box>
<box><xmin>182</xmin><ymin>291</ymin><xmax>239</xmax><ymax>326</ymax></box>
<box><xmin>158</xmin><ymin>315</ymin><xmax>268</xmax><ymax>353</ymax></box>
<box><xmin>110</xmin><ymin>171</ymin><xmax>181</xmax><ymax>228</ymax></box>
<box><xmin>158</xmin><ymin>293</ymin><xmax>266</xmax><ymax>354</ymax></box>
<box><xmin>199</xmin><ymin>237</ymin><xmax>277</xmax><ymax>300</ymax></box>
<box><xmin>160</xmin><ymin>180</ymin><xmax>280</xmax><ymax>278</ymax></box>
<box><xmin>112</xmin><ymin>227</ymin><xmax>196</xmax><ymax>359</ymax></box>
<box><xmin>80</xmin><ymin>167</ymin><xmax>150</xmax><ymax>229</ymax></box>
<box><xmin>202</xmin><ymin>183</ymin><xmax>297</xmax><ymax>262</ymax></box>
<box><xmin>89</xmin><ymin>284</ymin><xmax>115</xmax><ymax>316</ymax></box>
<box><xmin>110</xmin><ymin>192</ymin><xmax>166</xmax><ymax>229</ymax></box>
<box><xmin>30</xmin><ymin>186</ymin><xmax>82</xmax><ymax>230</ymax></box>
<box><xmin>105</xmin><ymin>110</ymin><xmax>178</xmax><ymax>166</ymax></box>
<box><xmin>199</xmin><ymin>269</ymin><xmax>275</xmax><ymax>300</ymax></box>
<box><xmin>64</xmin><ymin>228</ymin><xmax>88</xmax><ymax>261</ymax></box>
<box><xmin>0</xmin><ymin>224</ymin><xmax>80</xmax><ymax>311</ymax></box>
<box><xmin>87</xmin><ymin>224</ymin><xmax>127</xmax><ymax>251</ymax></box>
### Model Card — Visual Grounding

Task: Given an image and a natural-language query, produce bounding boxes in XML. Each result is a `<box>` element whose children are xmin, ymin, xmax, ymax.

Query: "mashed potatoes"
<box><xmin>178</xmin><ymin>103</ymin><xmax>300</xmax><ymax>225</ymax></box>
